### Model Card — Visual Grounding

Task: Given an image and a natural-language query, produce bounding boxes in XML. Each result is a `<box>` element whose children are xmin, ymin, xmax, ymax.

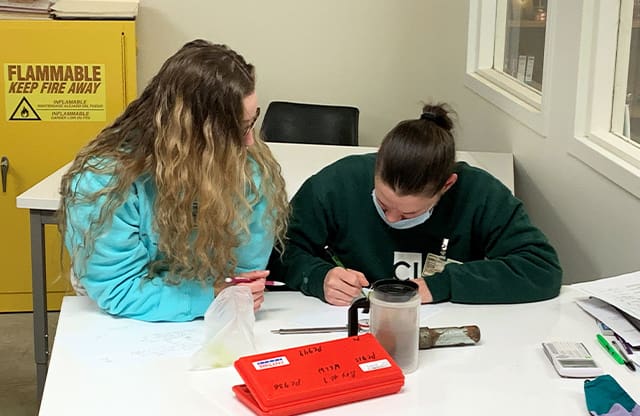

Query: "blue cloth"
<box><xmin>64</xmin><ymin>161</ymin><xmax>274</xmax><ymax>322</ymax></box>
<box><xmin>584</xmin><ymin>375</ymin><xmax>640</xmax><ymax>416</ymax></box>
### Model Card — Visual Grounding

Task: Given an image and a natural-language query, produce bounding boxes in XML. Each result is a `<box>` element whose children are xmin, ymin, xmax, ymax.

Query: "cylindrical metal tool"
<box><xmin>419</xmin><ymin>325</ymin><xmax>481</xmax><ymax>349</ymax></box>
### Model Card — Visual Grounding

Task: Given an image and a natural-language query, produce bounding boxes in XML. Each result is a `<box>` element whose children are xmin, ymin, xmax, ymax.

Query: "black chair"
<box><xmin>260</xmin><ymin>101</ymin><xmax>359</xmax><ymax>146</ymax></box>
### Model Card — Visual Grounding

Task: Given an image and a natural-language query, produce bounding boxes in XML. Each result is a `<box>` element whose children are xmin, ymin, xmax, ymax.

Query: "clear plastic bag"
<box><xmin>190</xmin><ymin>285</ymin><xmax>256</xmax><ymax>370</ymax></box>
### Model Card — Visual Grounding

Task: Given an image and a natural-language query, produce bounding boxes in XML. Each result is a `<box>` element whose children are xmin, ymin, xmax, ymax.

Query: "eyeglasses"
<box><xmin>242</xmin><ymin>106</ymin><xmax>261</xmax><ymax>136</ymax></box>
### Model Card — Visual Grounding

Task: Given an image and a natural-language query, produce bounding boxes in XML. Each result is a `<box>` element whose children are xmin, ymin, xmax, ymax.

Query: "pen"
<box><xmin>323</xmin><ymin>245</ymin><xmax>345</xmax><ymax>267</ymax></box>
<box><xmin>614</xmin><ymin>333</ymin><xmax>634</xmax><ymax>355</ymax></box>
<box><xmin>271</xmin><ymin>326</ymin><xmax>347</xmax><ymax>334</ymax></box>
<box><xmin>612</xmin><ymin>339</ymin><xmax>636</xmax><ymax>372</ymax></box>
<box><xmin>323</xmin><ymin>245</ymin><xmax>367</xmax><ymax>298</ymax></box>
<box><xmin>596</xmin><ymin>334</ymin><xmax>625</xmax><ymax>365</ymax></box>
<box><xmin>224</xmin><ymin>277</ymin><xmax>285</xmax><ymax>287</ymax></box>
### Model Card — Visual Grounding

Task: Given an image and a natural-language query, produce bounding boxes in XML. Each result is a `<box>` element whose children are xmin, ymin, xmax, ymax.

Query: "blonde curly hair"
<box><xmin>58</xmin><ymin>40</ymin><xmax>289</xmax><ymax>291</ymax></box>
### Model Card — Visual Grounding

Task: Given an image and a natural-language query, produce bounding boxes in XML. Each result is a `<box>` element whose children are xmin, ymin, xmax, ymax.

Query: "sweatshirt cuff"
<box><xmin>301</xmin><ymin>264</ymin><xmax>333</xmax><ymax>301</ymax></box>
<box><xmin>424</xmin><ymin>271</ymin><xmax>452</xmax><ymax>303</ymax></box>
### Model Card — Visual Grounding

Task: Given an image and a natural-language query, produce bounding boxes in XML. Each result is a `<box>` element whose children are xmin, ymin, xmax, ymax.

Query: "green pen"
<box><xmin>596</xmin><ymin>333</ymin><xmax>625</xmax><ymax>365</ymax></box>
<box><xmin>324</xmin><ymin>245</ymin><xmax>345</xmax><ymax>268</ymax></box>
<box><xmin>323</xmin><ymin>245</ymin><xmax>367</xmax><ymax>298</ymax></box>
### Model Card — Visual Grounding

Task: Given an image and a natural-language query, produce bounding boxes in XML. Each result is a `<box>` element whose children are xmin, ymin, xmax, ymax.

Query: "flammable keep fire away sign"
<box><xmin>4</xmin><ymin>63</ymin><xmax>106</xmax><ymax>122</ymax></box>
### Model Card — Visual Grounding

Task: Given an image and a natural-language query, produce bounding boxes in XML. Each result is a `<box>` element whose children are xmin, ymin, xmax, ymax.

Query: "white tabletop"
<box><xmin>15</xmin><ymin>162</ymin><xmax>70</xmax><ymax>211</ymax></box>
<box><xmin>39</xmin><ymin>287</ymin><xmax>638</xmax><ymax>416</ymax></box>
<box><xmin>16</xmin><ymin>143</ymin><xmax>514</xmax><ymax>211</ymax></box>
<box><xmin>266</xmin><ymin>142</ymin><xmax>514</xmax><ymax>200</ymax></box>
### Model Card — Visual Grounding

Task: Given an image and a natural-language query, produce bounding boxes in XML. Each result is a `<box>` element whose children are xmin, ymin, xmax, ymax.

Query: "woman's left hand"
<box><xmin>233</xmin><ymin>270</ymin><xmax>269</xmax><ymax>311</ymax></box>
<box><xmin>412</xmin><ymin>277</ymin><xmax>433</xmax><ymax>303</ymax></box>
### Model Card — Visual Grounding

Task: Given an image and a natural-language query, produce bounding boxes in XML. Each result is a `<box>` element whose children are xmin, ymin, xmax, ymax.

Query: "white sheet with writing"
<box><xmin>574</xmin><ymin>297</ymin><xmax>640</xmax><ymax>347</ymax></box>
<box><xmin>572</xmin><ymin>270</ymin><xmax>640</xmax><ymax>320</ymax></box>
<box><xmin>63</xmin><ymin>319</ymin><xmax>205</xmax><ymax>367</ymax></box>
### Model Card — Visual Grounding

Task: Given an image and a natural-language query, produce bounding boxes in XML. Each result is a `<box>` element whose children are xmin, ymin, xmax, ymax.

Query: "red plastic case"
<box><xmin>233</xmin><ymin>333</ymin><xmax>405</xmax><ymax>416</ymax></box>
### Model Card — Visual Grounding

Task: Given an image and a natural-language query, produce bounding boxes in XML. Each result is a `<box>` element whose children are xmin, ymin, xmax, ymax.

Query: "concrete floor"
<box><xmin>0</xmin><ymin>312</ymin><xmax>59</xmax><ymax>416</ymax></box>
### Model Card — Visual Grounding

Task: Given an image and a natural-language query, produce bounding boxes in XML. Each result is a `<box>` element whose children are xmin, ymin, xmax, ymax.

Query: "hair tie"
<box><xmin>420</xmin><ymin>111</ymin><xmax>437</xmax><ymax>121</ymax></box>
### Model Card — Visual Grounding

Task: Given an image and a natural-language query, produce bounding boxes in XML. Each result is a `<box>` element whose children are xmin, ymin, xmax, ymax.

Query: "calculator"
<box><xmin>542</xmin><ymin>342</ymin><xmax>603</xmax><ymax>378</ymax></box>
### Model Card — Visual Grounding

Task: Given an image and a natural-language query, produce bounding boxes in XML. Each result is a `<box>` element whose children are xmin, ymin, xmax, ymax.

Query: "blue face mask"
<box><xmin>371</xmin><ymin>189</ymin><xmax>433</xmax><ymax>230</ymax></box>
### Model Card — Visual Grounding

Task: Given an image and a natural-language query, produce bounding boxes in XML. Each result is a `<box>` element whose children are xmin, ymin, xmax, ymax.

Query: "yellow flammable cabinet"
<box><xmin>0</xmin><ymin>20</ymin><xmax>137</xmax><ymax>311</ymax></box>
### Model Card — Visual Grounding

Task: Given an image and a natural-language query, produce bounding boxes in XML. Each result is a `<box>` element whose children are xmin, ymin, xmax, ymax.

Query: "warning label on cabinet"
<box><xmin>4</xmin><ymin>63</ymin><xmax>106</xmax><ymax>122</ymax></box>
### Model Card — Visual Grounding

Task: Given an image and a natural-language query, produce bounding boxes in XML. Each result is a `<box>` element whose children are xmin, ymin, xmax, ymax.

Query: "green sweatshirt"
<box><xmin>269</xmin><ymin>153</ymin><xmax>562</xmax><ymax>304</ymax></box>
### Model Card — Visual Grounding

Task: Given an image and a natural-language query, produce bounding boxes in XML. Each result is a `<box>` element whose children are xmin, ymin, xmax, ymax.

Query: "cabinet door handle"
<box><xmin>1</xmin><ymin>156</ymin><xmax>8</xmax><ymax>193</ymax></box>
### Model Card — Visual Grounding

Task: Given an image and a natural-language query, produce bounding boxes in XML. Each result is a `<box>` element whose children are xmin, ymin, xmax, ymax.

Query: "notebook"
<box><xmin>233</xmin><ymin>333</ymin><xmax>405</xmax><ymax>416</ymax></box>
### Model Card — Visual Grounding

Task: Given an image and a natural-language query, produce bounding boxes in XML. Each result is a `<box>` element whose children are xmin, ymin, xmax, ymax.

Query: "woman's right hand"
<box><xmin>323</xmin><ymin>267</ymin><xmax>369</xmax><ymax>306</ymax></box>
<box><xmin>231</xmin><ymin>270</ymin><xmax>269</xmax><ymax>311</ymax></box>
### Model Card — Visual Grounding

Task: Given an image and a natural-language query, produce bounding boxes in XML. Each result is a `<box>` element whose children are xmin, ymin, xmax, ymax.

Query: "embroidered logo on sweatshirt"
<box><xmin>392</xmin><ymin>251</ymin><xmax>422</xmax><ymax>280</ymax></box>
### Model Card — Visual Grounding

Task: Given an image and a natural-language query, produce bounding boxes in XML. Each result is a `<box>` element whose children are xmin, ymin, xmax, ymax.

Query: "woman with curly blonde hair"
<box><xmin>59</xmin><ymin>39</ymin><xmax>289</xmax><ymax>322</ymax></box>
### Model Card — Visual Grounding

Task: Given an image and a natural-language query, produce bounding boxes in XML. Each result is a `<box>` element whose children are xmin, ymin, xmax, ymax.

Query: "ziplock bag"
<box><xmin>190</xmin><ymin>285</ymin><xmax>256</xmax><ymax>370</ymax></box>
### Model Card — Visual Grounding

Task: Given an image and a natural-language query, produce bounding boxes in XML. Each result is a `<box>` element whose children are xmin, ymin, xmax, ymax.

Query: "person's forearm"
<box><xmin>276</xmin><ymin>246</ymin><xmax>332</xmax><ymax>300</ymax></box>
<box><xmin>426</xmin><ymin>256</ymin><xmax>561</xmax><ymax>304</ymax></box>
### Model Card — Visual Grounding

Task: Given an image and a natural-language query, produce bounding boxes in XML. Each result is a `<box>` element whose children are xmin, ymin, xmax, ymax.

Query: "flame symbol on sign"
<box><xmin>21</xmin><ymin>107</ymin><xmax>29</xmax><ymax>118</ymax></box>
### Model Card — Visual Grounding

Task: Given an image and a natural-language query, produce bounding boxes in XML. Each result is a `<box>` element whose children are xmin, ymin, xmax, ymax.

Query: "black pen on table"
<box><xmin>611</xmin><ymin>339</ymin><xmax>636</xmax><ymax>372</ymax></box>
<box><xmin>614</xmin><ymin>333</ymin><xmax>634</xmax><ymax>355</ymax></box>
<box><xmin>323</xmin><ymin>245</ymin><xmax>367</xmax><ymax>298</ymax></box>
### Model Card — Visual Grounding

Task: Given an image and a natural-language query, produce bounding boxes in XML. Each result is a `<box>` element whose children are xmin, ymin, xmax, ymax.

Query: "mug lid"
<box><xmin>372</xmin><ymin>279</ymin><xmax>418</xmax><ymax>302</ymax></box>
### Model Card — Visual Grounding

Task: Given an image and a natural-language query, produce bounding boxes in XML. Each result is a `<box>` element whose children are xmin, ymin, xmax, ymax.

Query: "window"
<box><xmin>612</xmin><ymin>0</ymin><xmax>640</xmax><ymax>145</ymax></box>
<box><xmin>468</xmin><ymin>1</ymin><xmax>640</xmax><ymax>196</ymax></box>
<box><xmin>466</xmin><ymin>0</ymin><xmax>554</xmax><ymax>134</ymax></box>
<box><xmin>498</xmin><ymin>0</ymin><xmax>548</xmax><ymax>93</ymax></box>
<box><xmin>571</xmin><ymin>0</ymin><xmax>640</xmax><ymax>198</ymax></box>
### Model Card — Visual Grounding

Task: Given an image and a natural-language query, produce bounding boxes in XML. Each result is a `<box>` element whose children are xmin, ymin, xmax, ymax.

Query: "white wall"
<box><xmin>136</xmin><ymin>0</ymin><xmax>640</xmax><ymax>284</ymax></box>
<box><xmin>137</xmin><ymin>0</ymin><xmax>460</xmax><ymax>147</ymax></box>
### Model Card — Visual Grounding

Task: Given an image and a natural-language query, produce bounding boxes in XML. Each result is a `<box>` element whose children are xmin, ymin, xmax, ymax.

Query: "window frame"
<box><xmin>465</xmin><ymin>0</ymin><xmax>556</xmax><ymax>135</ymax></box>
<box><xmin>571</xmin><ymin>0</ymin><xmax>640</xmax><ymax>198</ymax></box>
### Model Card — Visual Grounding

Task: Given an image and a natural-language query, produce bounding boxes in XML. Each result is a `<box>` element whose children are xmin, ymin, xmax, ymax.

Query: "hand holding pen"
<box><xmin>322</xmin><ymin>245</ymin><xmax>369</xmax><ymax>306</ymax></box>
<box><xmin>223</xmin><ymin>270</ymin><xmax>273</xmax><ymax>311</ymax></box>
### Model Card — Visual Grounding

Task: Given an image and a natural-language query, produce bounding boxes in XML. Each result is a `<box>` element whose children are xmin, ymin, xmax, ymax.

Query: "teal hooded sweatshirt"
<box><xmin>64</xmin><ymin>160</ymin><xmax>274</xmax><ymax>322</ymax></box>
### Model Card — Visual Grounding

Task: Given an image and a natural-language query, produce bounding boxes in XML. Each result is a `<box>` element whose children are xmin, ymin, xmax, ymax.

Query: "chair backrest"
<box><xmin>260</xmin><ymin>101</ymin><xmax>359</xmax><ymax>146</ymax></box>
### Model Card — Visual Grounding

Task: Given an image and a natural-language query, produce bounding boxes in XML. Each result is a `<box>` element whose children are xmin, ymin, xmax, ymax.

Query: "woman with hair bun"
<box><xmin>270</xmin><ymin>102</ymin><xmax>561</xmax><ymax>306</ymax></box>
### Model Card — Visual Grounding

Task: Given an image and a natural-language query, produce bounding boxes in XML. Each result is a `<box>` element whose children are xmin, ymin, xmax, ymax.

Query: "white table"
<box><xmin>266</xmin><ymin>143</ymin><xmax>514</xmax><ymax>200</ymax></box>
<box><xmin>39</xmin><ymin>287</ymin><xmax>638</xmax><ymax>415</ymax></box>
<box><xmin>16</xmin><ymin>142</ymin><xmax>514</xmax><ymax>402</ymax></box>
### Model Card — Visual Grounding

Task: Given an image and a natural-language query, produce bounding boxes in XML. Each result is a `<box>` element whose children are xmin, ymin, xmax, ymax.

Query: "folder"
<box><xmin>233</xmin><ymin>333</ymin><xmax>405</xmax><ymax>416</ymax></box>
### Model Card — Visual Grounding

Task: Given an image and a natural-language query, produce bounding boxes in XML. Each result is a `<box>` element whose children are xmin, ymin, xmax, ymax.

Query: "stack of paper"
<box><xmin>49</xmin><ymin>0</ymin><xmax>138</xmax><ymax>19</ymax></box>
<box><xmin>572</xmin><ymin>271</ymin><xmax>640</xmax><ymax>347</ymax></box>
<box><xmin>0</xmin><ymin>0</ymin><xmax>52</xmax><ymax>20</ymax></box>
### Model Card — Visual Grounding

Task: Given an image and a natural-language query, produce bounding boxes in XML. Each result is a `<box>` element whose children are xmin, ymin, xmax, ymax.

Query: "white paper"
<box><xmin>575</xmin><ymin>297</ymin><xmax>640</xmax><ymax>347</ymax></box>
<box><xmin>65</xmin><ymin>320</ymin><xmax>205</xmax><ymax>366</ymax></box>
<box><xmin>517</xmin><ymin>55</ymin><xmax>527</xmax><ymax>81</ymax></box>
<box><xmin>525</xmin><ymin>56</ymin><xmax>535</xmax><ymax>82</ymax></box>
<box><xmin>572</xmin><ymin>270</ymin><xmax>640</xmax><ymax>320</ymax></box>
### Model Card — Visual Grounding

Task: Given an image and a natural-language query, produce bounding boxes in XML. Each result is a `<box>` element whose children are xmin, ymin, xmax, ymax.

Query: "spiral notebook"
<box><xmin>233</xmin><ymin>333</ymin><xmax>405</xmax><ymax>416</ymax></box>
